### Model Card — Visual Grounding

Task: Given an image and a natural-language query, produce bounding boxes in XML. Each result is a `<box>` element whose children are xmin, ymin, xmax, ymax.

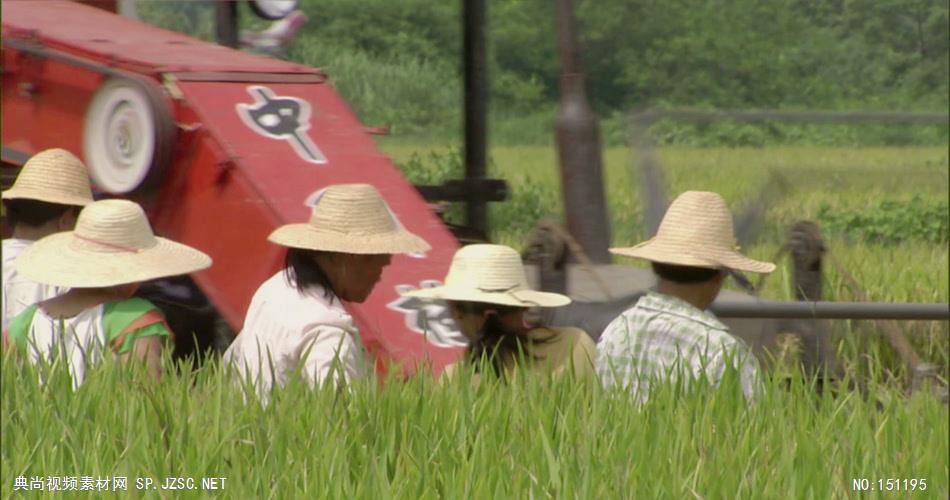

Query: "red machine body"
<box><xmin>1</xmin><ymin>1</ymin><xmax>464</xmax><ymax>375</ymax></box>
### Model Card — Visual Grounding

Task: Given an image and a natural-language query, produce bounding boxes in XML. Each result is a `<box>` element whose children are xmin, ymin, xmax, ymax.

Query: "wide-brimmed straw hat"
<box><xmin>16</xmin><ymin>199</ymin><xmax>212</xmax><ymax>288</ymax></box>
<box><xmin>610</xmin><ymin>191</ymin><xmax>775</xmax><ymax>274</ymax></box>
<box><xmin>268</xmin><ymin>183</ymin><xmax>431</xmax><ymax>254</ymax></box>
<box><xmin>2</xmin><ymin>148</ymin><xmax>94</xmax><ymax>207</ymax></box>
<box><xmin>402</xmin><ymin>244</ymin><xmax>571</xmax><ymax>308</ymax></box>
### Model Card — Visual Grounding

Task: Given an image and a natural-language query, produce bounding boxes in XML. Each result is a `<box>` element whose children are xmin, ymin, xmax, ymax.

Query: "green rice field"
<box><xmin>2</xmin><ymin>353</ymin><xmax>947</xmax><ymax>498</ymax></box>
<box><xmin>2</xmin><ymin>146</ymin><xmax>948</xmax><ymax>498</ymax></box>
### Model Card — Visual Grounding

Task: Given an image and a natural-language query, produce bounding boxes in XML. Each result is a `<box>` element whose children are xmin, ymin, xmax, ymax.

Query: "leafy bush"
<box><xmin>395</xmin><ymin>148</ymin><xmax>465</xmax><ymax>226</ymax></box>
<box><xmin>395</xmin><ymin>149</ymin><xmax>462</xmax><ymax>186</ymax></box>
<box><xmin>817</xmin><ymin>196</ymin><xmax>949</xmax><ymax>244</ymax></box>
<box><xmin>490</xmin><ymin>177</ymin><xmax>558</xmax><ymax>237</ymax></box>
<box><xmin>395</xmin><ymin>148</ymin><xmax>558</xmax><ymax>237</ymax></box>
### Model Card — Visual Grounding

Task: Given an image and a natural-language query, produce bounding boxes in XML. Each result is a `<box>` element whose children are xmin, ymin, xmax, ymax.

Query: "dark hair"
<box><xmin>454</xmin><ymin>301</ymin><xmax>537</xmax><ymax>377</ymax></box>
<box><xmin>3</xmin><ymin>199</ymin><xmax>80</xmax><ymax>228</ymax></box>
<box><xmin>651</xmin><ymin>262</ymin><xmax>723</xmax><ymax>284</ymax></box>
<box><xmin>284</xmin><ymin>247</ymin><xmax>335</xmax><ymax>299</ymax></box>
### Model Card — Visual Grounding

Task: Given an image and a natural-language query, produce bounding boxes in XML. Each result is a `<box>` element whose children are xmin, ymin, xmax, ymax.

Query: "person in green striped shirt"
<box><xmin>2</xmin><ymin>199</ymin><xmax>211</xmax><ymax>388</ymax></box>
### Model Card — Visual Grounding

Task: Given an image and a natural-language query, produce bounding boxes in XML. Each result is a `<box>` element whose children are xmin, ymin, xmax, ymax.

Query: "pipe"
<box><xmin>554</xmin><ymin>0</ymin><xmax>612</xmax><ymax>263</ymax></box>
<box><xmin>462</xmin><ymin>0</ymin><xmax>488</xmax><ymax>235</ymax></box>
<box><xmin>215</xmin><ymin>0</ymin><xmax>239</xmax><ymax>49</ymax></box>
<box><xmin>710</xmin><ymin>301</ymin><xmax>950</xmax><ymax>321</ymax></box>
<box><xmin>630</xmin><ymin>109</ymin><xmax>949</xmax><ymax>125</ymax></box>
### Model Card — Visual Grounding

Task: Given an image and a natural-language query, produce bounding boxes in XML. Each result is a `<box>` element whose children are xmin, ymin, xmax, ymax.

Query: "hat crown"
<box><xmin>444</xmin><ymin>244</ymin><xmax>529</xmax><ymax>291</ymax></box>
<box><xmin>5</xmin><ymin>148</ymin><xmax>93</xmax><ymax>205</ymax></box>
<box><xmin>654</xmin><ymin>191</ymin><xmax>736</xmax><ymax>249</ymax></box>
<box><xmin>71</xmin><ymin>199</ymin><xmax>158</xmax><ymax>253</ymax></box>
<box><xmin>308</xmin><ymin>184</ymin><xmax>399</xmax><ymax>235</ymax></box>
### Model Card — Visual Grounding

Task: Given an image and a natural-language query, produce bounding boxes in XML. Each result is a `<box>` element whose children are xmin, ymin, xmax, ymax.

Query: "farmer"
<box><xmin>596</xmin><ymin>191</ymin><xmax>775</xmax><ymax>402</ymax></box>
<box><xmin>2</xmin><ymin>149</ymin><xmax>94</xmax><ymax>330</ymax></box>
<box><xmin>403</xmin><ymin>244</ymin><xmax>596</xmax><ymax>380</ymax></box>
<box><xmin>223</xmin><ymin>183</ymin><xmax>430</xmax><ymax>400</ymax></box>
<box><xmin>1</xmin><ymin>199</ymin><xmax>212</xmax><ymax>388</ymax></box>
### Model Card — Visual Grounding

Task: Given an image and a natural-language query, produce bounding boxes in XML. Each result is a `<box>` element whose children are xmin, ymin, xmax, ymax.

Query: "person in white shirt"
<box><xmin>223</xmin><ymin>183</ymin><xmax>430</xmax><ymax>402</ymax></box>
<box><xmin>2</xmin><ymin>149</ymin><xmax>94</xmax><ymax>330</ymax></box>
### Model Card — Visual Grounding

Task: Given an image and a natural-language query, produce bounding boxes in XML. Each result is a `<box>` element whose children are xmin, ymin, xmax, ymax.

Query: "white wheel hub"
<box><xmin>248</xmin><ymin>0</ymin><xmax>298</xmax><ymax>20</ymax></box>
<box><xmin>84</xmin><ymin>81</ymin><xmax>158</xmax><ymax>193</ymax></box>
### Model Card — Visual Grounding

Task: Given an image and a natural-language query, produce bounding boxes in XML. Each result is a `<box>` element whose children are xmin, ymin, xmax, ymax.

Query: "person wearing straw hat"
<box><xmin>1</xmin><ymin>199</ymin><xmax>212</xmax><ymax>388</ymax></box>
<box><xmin>403</xmin><ymin>244</ymin><xmax>596</xmax><ymax>380</ymax></box>
<box><xmin>595</xmin><ymin>191</ymin><xmax>775</xmax><ymax>402</ymax></box>
<box><xmin>223</xmin><ymin>183</ymin><xmax>430</xmax><ymax>400</ymax></box>
<box><xmin>2</xmin><ymin>149</ymin><xmax>94</xmax><ymax>330</ymax></box>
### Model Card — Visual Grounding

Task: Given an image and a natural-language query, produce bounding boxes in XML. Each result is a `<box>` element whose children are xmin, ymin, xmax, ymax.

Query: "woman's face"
<box><xmin>449</xmin><ymin>304</ymin><xmax>488</xmax><ymax>340</ymax></box>
<box><xmin>448</xmin><ymin>302</ymin><xmax>527</xmax><ymax>339</ymax></box>
<box><xmin>317</xmin><ymin>253</ymin><xmax>393</xmax><ymax>303</ymax></box>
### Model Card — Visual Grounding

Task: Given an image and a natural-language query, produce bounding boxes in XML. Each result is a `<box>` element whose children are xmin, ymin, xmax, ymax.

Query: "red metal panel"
<box><xmin>1</xmin><ymin>1</ymin><xmax>317</xmax><ymax>77</ymax></box>
<box><xmin>1</xmin><ymin>46</ymin><xmax>102</xmax><ymax>158</ymax></box>
<box><xmin>158</xmin><ymin>80</ymin><xmax>464</xmax><ymax>375</ymax></box>
<box><xmin>1</xmin><ymin>1</ymin><xmax>465</xmax><ymax>376</ymax></box>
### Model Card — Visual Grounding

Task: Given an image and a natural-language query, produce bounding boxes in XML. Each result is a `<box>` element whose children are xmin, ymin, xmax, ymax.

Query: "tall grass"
<box><xmin>2</xmin><ymin>352</ymin><xmax>946</xmax><ymax>498</ymax></box>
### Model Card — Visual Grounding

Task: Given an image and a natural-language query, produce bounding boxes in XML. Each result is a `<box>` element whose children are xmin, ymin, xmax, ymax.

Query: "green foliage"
<box><xmin>287</xmin><ymin>40</ymin><xmax>460</xmax><ymax>136</ymax></box>
<box><xmin>395</xmin><ymin>148</ymin><xmax>462</xmax><ymax>186</ymax></box>
<box><xmin>300</xmin><ymin>0</ymin><xmax>947</xmax><ymax>144</ymax></box>
<box><xmin>394</xmin><ymin>148</ymin><xmax>464</xmax><ymax>226</ymax></box>
<box><xmin>2</xmin><ymin>352</ymin><xmax>948</xmax><ymax>498</ymax></box>
<box><xmin>817</xmin><ymin>196</ymin><xmax>949</xmax><ymax>244</ymax></box>
<box><xmin>136</xmin><ymin>1</ymin><xmax>216</xmax><ymax>41</ymax></box>
<box><xmin>394</xmin><ymin>147</ymin><xmax>560</xmax><ymax>233</ymax></box>
<box><xmin>135</xmin><ymin>0</ymin><xmax>947</xmax><ymax>145</ymax></box>
<box><xmin>491</xmin><ymin>177</ymin><xmax>558</xmax><ymax>236</ymax></box>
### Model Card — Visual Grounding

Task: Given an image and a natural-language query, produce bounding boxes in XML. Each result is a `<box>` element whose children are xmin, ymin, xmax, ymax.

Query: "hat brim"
<box><xmin>2</xmin><ymin>188</ymin><xmax>92</xmax><ymax>207</ymax></box>
<box><xmin>268</xmin><ymin>223</ymin><xmax>431</xmax><ymax>255</ymax></box>
<box><xmin>610</xmin><ymin>240</ymin><xmax>775</xmax><ymax>274</ymax></box>
<box><xmin>16</xmin><ymin>232</ymin><xmax>212</xmax><ymax>288</ymax></box>
<box><xmin>403</xmin><ymin>285</ymin><xmax>571</xmax><ymax>308</ymax></box>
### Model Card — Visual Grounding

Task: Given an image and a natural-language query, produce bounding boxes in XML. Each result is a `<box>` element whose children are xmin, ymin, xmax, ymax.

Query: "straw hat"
<box><xmin>2</xmin><ymin>149</ymin><xmax>94</xmax><ymax>206</ymax></box>
<box><xmin>268</xmin><ymin>183</ymin><xmax>430</xmax><ymax>254</ymax></box>
<box><xmin>402</xmin><ymin>244</ymin><xmax>571</xmax><ymax>308</ymax></box>
<box><xmin>16</xmin><ymin>199</ymin><xmax>212</xmax><ymax>288</ymax></box>
<box><xmin>611</xmin><ymin>191</ymin><xmax>775</xmax><ymax>273</ymax></box>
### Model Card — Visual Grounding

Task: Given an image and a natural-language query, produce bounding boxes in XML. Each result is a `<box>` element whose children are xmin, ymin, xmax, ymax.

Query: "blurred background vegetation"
<box><xmin>139</xmin><ymin>0</ymin><xmax>949</xmax><ymax>146</ymax></box>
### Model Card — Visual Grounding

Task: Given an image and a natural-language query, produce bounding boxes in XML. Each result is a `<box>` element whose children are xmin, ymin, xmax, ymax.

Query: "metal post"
<box><xmin>462</xmin><ymin>0</ymin><xmax>488</xmax><ymax>235</ymax></box>
<box><xmin>784</xmin><ymin>221</ymin><xmax>837</xmax><ymax>376</ymax></box>
<box><xmin>554</xmin><ymin>0</ymin><xmax>611</xmax><ymax>263</ymax></box>
<box><xmin>215</xmin><ymin>0</ymin><xmax>239</xmax><ymax>49</ymax></box>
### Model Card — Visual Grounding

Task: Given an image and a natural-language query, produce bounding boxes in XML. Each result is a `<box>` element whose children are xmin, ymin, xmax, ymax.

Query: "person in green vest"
<box><xmin>403</xmin><ymin>244</ymin><xmax>595</xmax><ymax>380</ymax></box>
<box><xmin>2</xmin><ymin>199</ymin><xmax>211</xmax><ymax>388</ymax></box>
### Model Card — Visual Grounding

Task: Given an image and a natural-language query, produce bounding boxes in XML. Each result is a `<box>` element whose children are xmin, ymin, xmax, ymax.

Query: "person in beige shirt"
<box><xmin>403</xmin><ymin>244</ymin><xmax>595</xmax><ymax>380</ymax></box>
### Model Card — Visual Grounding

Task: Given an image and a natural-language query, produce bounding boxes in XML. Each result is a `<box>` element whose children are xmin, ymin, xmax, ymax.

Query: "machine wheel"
<box><xmin>83</xmin><ymin>77</ymin><xmax>174</xmax><ymax>194</ymax></box>
<box><xmin>247</xmin><ymin>0</ymin><xmax>297</xmax><ymax>20</ymax></box>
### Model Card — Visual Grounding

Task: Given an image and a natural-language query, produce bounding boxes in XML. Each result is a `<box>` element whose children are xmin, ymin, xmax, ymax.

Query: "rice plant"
<box><xmin>2</xmin><ymin>349</ymin><xmax>946</xmax><ymax>498</ymax></box>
